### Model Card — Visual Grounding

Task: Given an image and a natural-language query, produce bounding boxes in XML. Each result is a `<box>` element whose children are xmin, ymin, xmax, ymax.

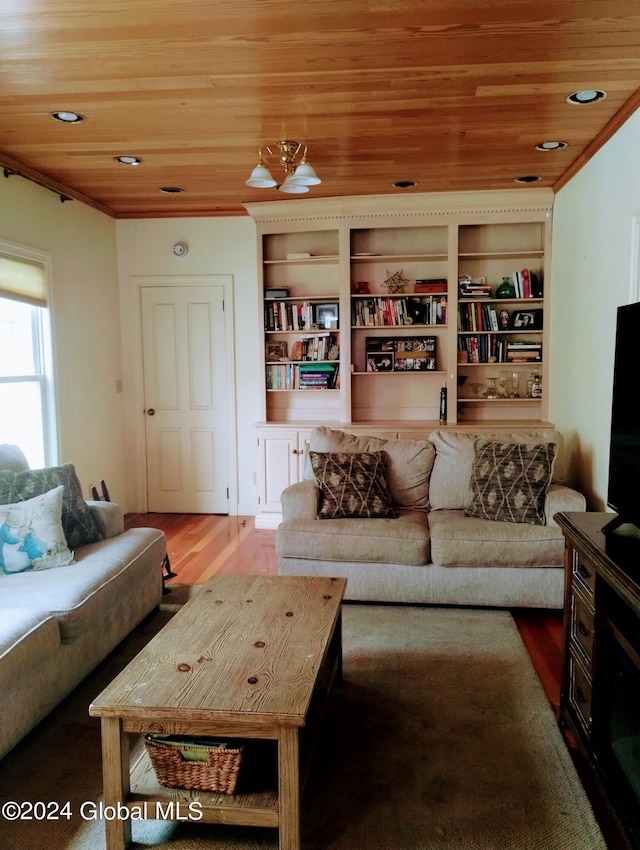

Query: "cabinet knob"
<box><xmin>577</xmin><ymin>620</ymin><xmax>591</xmax><ymax>638</ymax></box>
<box><xmin>146</xmin><ymin>408</ymin><xmax>156</xmax><ymax>416</ymax></box>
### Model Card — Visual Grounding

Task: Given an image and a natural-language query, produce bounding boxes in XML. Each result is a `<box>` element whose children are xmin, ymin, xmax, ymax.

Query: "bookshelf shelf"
<box><xmin>351</xmin><ymin>252</ymin><xmax>449</xmax><ymax>262</ymax></box>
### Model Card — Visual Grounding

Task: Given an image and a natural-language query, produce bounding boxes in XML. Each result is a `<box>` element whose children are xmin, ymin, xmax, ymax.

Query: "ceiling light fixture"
<box><xmin>114</xmin><ymin>155</ymin><xmax>142</xmax><ymax>165</ymax></box>
<box><xmin>514</xmin><ymin>175</ymin><xmax>541</xmax><ymax>183</ymax></box>
<box><xmin>393</xmin><ymin>180</ymin><xmax>418</xmax><ymax>189</ymax></box>
<box><xmin>245</xmin><ymin>141</ymin><xmax>321</xmax><ymax>194</ymax></box>
<box><xmin>159</xmin><ymin>186</ymin><xmax>184</xmax><ymax>193</ymax></box>
<box><xmin>535</xmin><ymin>141</ymin><xmax>568</xmax><ymax>151</ymax></box>
<box><xmin>50</xmin><ymin>111</ymin><xmax>85</xmax><ymax>124</ymax></box>
<box><xmin>566</xmin><ymin>90</ymin><xmax>607</xmax><ymax>105</ymax></box>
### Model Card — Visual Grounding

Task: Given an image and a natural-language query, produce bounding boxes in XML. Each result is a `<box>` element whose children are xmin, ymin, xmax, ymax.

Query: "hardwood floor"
<box><xmin>124</xmin><ymin>512</ymin><xmax>564</xmax><ymax>715</ymax></box>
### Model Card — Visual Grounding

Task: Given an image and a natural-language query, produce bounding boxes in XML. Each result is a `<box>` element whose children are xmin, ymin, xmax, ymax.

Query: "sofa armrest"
<box><xmin>281</xmin><ymin>481</ymin><xmax>320</xmax><ymax>522</ymax></box>
<box><xmin>86</xmin><ymin>500</ymin><xmax>124</xmax><ymax>539</ymax></box>
<box><xmin>545</xmin><ymin>484</ymin><xmax>586</xmax><ymax>527</ymax></box>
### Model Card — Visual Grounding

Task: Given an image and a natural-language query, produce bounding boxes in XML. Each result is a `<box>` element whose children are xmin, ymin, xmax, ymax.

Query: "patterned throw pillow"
<box><xmin>465</xmin><ymin>441</ymin><xmax>557</xmax><ymax>525</ymax></box>
<box><xmin>0</xmin><ymin>485</ymin><xmax>74</xmax><ymax>574</ymax></box>
<box><xmin>0</xmin><ymin>463</ymin><xmax>102</xmax><ymax>549</ymax></box>
<box><xmin>309</xmin><ymin>451</ymin><xmax>397</xmax><ymax>519</ymax></box>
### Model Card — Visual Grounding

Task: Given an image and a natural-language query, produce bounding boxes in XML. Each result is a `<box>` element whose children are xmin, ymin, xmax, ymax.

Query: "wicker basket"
<box><xmin>144</xmin><ymin>735</ymin><xmax>245</xmax><ymax>794</ymax></box>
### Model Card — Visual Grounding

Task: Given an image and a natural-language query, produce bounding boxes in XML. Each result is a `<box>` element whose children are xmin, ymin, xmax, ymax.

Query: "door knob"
<box><xmin>146</xmin><ymin>408</ymin><xmax>156</xmax><ymax>416</ymax></box>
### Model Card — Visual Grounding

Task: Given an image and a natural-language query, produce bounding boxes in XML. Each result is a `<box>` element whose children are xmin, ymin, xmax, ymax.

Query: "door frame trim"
<box><xmin>129</xmin><ymin>275</ymin><xmax>237</xmax><ymax>514</ymax></box>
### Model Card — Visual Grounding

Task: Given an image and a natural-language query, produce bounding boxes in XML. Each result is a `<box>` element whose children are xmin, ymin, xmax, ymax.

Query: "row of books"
<box><xmin>266</xmin><ymin>362</ymin><xmax>339</xmax><ymax>390</ymax></box>
<box><xmin>458</xmin><ymin>278</ymin><xmax>492</xmax><ymax>298</ymax></box>
<box><xmin>265</xmin><ymin>301</ymin><xmax>338</xmax><ymax>332</ymax></box>
<box><xmin>458</xmin><ymin>336</ymin><xmax>543</xmax><ymax>364</ymax></box>
<box><xmin>298</xmin><ymin>333</ymin><xmax>339</xmax><ymax>362</ymax></box>
<box><xmin>511</xmin><ymin>269</ymin><xmax>543</xmax><ymax>299</ymax></box>
<box><xmin>505</xmin><ymin>341</ymin><xmax>543</xmax><ymax>362</ymax></box>
<box><xmin>458</xmin><ymin>302</ymin><xmax>502</xmax><ymax>332</ymax></box>
<box><xmin>351</xmin><ymin>295</ymin><xmax>447</xmax><ymax>327</ymax></box>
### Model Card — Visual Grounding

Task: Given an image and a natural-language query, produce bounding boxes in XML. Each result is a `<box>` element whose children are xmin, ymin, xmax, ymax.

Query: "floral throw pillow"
<box><xmin>309</xmin><ymin>451</ymin><xmax>397</xmax><ymax>519</ymax></box>
<box><xmin>0</xmin><ymin>485</ymin><xmax>74</xmax><ymax>574</ymax></box>
<box><xmin>0</xmin><ymin>463</ymin><xmax>102</xmax><ymax>550</ymax></box>
<box><xmin>465</xmin><ymin>441</ymin><xmax>557</xmax><ymax>525</ymax></box>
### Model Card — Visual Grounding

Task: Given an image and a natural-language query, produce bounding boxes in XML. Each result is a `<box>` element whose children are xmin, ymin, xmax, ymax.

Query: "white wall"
<box><xmin>115</xmin><ymin>217</ymin><xmax>261</xmax><ymax>515</ymax></box>
<box><xmin>550</xmin><ymin>108</ymin><xmax>640</xmax><ymax>508</ymax></box>
<box><xmin>0</xmin><ymin>175</ymin><xmax>125</xmax><ymax>503</ymax></box>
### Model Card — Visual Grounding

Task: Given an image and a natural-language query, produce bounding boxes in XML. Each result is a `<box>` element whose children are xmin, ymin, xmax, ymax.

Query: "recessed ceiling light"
<box><xmin>393</xmin><ymin>180</ymin><xmax>418</xmax><ymax>189</ymax></box>
<box><xmin>535</xmin><ymin>141</ymin><xmax>568</xmax><ymax>151</ymax></box>
<box><xmin>566</xmin><ymin>90</ymin><xmax>607</xmax><ymax>105</ymax></box>
<box><xmin>114</xmin><ymin>156</ymin><xmax>142</xmax><ymax>165</ymax></box>
<box><xmin>159</xmin><ymin>186</ymin><xmax>184</xmax><ymax>194</ymax></box>
<box><xmin>50</xmin><ymin>111</ymin><xmax>85</xmax><ymax>124</ymax></box>
<box><xmin>514</xmin><ymin>175</ymin><xmax>541</xmax><ymax>183</ymax></box>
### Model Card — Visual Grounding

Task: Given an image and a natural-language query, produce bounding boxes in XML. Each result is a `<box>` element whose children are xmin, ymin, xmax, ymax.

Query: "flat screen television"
<box><xmin>604</xmin><ymin>302</ymin><xmax>640</xmax><ymax>534</ymax></box>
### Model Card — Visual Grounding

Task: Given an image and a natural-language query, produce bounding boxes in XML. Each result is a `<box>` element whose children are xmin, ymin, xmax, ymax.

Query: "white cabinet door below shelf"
<box><xmin>257</xmin><ymin>429</ymin><xmax>312</xmax><ymax>528</ymax></box>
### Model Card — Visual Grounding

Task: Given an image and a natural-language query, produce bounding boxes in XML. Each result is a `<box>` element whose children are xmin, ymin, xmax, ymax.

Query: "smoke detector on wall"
<box><xmin>172</xmin><ymin>241</ymin><xmax>189</xmax><ymax>257</ymax></box>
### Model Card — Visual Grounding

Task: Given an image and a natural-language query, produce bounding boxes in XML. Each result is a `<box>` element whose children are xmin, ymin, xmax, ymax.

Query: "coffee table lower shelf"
<box><xmin>129</xmin><ymin>747</ymin><xmax>279</xmax><ymax>828</ymax></box>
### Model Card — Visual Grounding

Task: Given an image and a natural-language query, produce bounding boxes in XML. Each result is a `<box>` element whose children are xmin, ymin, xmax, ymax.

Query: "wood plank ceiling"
<box><xmin>0</xmin><ymin>0</ymin><xmax>638</xmax><ymax>218</ymax></box>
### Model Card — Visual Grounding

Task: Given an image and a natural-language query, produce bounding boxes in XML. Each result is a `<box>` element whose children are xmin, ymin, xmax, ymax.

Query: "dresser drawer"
<box><xmin>571</xmin><ymin>589</ymin><xmax>595</xmax><ymax>662</ymax></box>
<box><xmin>572</xmin><ymin>551</ymin><xmax>596</xmax><ymax>598</ymax></box>
<box><xmin>569</xmin><ymin>651</ymin><xmax>593</xmax><ymax>736</ymax></box>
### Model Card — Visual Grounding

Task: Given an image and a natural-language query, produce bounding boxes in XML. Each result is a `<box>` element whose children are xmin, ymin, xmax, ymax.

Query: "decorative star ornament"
<box><xmin>383</xmin><ymin>269</ymin><xmax>409</xmax><ymax>293</ymax></box>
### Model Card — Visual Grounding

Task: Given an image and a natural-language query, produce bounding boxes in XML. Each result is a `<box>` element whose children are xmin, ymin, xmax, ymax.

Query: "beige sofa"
<box><xmin>276</xmin><ymin>426</ymin><xmax>585</xmax><ymax>609</ymax></box>
<box><xmin>0</xmin><ymin>445</ymin><xmax>166</xmax><ymax>759</ymax></box>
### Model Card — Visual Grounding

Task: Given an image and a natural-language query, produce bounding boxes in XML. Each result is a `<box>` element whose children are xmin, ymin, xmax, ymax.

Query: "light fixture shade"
<box><xmin>246</xmin><ymin>141</ymin><xmax>320</xmax><ymax>193</ymax></box>
<box><xmin>245</xmin><ymin>164</ymin><xmax>277</xmax><ymax>188</ymax></box>
<box><xmin>290</xmin><ymin>161</ymin><xmax>321</xmax><ymax>186</ymax></box>
<box><xmin>278</xmin><ymin>175</ymin><xmax>310</xmax><ymax>194</ymax></box>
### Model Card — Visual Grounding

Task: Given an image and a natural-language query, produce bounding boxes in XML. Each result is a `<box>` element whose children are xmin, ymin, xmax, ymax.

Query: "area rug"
<box><xmin>0</xmin><ymin>591</ymin><xmax>606</xmax><ymax>850</ymax></box>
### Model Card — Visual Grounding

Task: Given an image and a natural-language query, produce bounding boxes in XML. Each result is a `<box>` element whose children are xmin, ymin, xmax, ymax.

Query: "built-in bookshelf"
<box><xmin>455</xmin><ymin>220</ymin><xmax>549</xmax><ymax>421</ymax></box>
<box><xmin>247</xmin><ymin>191</ymin><xmax>553</xmax><ymax>526</ymax></box>
<box><xmin>249</xmin><ymin>192</ymin><xmax>552</xmax><ymax>427</ymax></box>
<box><xmin>348</xmin><ymin>224</ymin><xmax>449</xmax><ymax>422</ymax></box>
<box><xmin>259</xmin><ymin>227</ymin><xmax>342</xmax><ymax>423</ymax></box>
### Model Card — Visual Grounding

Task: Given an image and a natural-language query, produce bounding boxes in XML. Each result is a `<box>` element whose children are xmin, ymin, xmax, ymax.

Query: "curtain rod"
<box><xmin>3</xmin><ymin>167</ymin><xmax>73</xmax><ymax>203</ymax></box>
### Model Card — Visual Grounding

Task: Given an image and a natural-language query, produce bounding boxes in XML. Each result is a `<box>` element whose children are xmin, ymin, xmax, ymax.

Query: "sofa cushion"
<box><xmin>309</xmin><ymin>451</ymin><xmax>396</xmax><ymax>518</ymax></box>
<box><xmin>428</xmin><ymin>509</ymin><xmax>565</xmax><ymax>567</ymax></box>
<box><xmin>465</xmin><ymin>441</ymin><xmax>557</xmax><ymax>525</ymax></box>
<box><xmin>0</xmin><ymin>485</ymin><xmax>74</xmax><ymax>574</ymax></box>
<box><xmin>276</xmin><ymin>509</ymin><xmax>430</xmax><ymax>566</ymax></box>
<box><xmin>0</xmin><ymin>444</ymin><xmax>30</xmax><ymax>472</ymax></box>
<box><xmin>0</xmin><ymin>528</ymin><xmax>165</xmax><ymax>642</ymax></box>
<box><xmin>0</xmin><ymin>609</ymin><xmax>61</xmax><ymax>687</ymax></box>
<box><xmin>306</xmin><ymin>426</ymin><xmax>435</xmax><ymax>509</ymax></box>
<box><xmin>428</xmin><ymin>428</ymin><xmax>564</xmax><ymax>510</ymax></box>
<box><xmin>0</xmin><ymin>463</ymin><xmax>102</xmax><ymax>550</ymax></box>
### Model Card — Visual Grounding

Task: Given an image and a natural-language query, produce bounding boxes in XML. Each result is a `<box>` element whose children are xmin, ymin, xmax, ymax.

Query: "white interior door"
<box><xmin>141</xmin><ymin>284</ymin><xmax>229</xmax><ymax>513</ymax></box>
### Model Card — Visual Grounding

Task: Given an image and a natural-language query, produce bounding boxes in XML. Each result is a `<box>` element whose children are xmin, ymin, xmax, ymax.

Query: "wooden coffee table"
<box><xmin>89</xmin><ymin>574</ymin><xmax>346</xmax><ymax>850</ymax></box>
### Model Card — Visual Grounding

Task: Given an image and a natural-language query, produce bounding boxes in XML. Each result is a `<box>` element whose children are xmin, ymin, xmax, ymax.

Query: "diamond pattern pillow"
<box><xmin>309</xmin><ymin>451</ymin><xmax>397</xmax><ymax>519</ymax></box>
<box><xmin>0</xmin><ymin>463</ymin><xmax>102</xmax><ymax>549</ymax></box>
<box><xmin>464</xmin><ymin>441</ymin><xmax>557</xmax><ymax>525</ymax></box>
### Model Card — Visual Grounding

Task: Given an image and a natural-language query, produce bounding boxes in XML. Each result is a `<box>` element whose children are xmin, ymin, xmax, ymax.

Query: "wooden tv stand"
<box><xmin>556</xmin><ymin>511</ymin><xmax>640</xmax><ymax>850</ymax></box>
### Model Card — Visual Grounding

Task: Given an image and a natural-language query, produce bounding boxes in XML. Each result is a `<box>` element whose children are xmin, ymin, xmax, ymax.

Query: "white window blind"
<box><xmin>0</xmin><ymin>254</ymin><xmax>47</xmax><ymax>307</ymax></box>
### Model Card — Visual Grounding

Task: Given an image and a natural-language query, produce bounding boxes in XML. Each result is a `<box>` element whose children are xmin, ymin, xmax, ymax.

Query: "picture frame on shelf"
<box><xmin>367</xmin><ymin>352</ymin><xmax>394</xmax><ymax>372</ymax></box>
<box><xmin>510</xmin><ymin>309</ymin><xmax>542</xmax><ymax>330</ymax></box>
<box><xmin>265</xmin><ymin>340</ymin><xmax>288</xmax><ymax>362</ymax></box>
<box><xmin>315</xmin><ymin>302</ymin><xmax>339</xmax><ymax>329</ymax></box>
<box><xmin>365</xmin><ymin>335</ymin><xmax>437</xmax><ymax>372</ymax></box>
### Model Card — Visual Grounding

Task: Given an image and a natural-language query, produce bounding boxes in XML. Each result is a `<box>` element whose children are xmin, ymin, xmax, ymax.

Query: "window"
<box><xmin>0</xmin><ymin>247</ymin><xmax>55</xmax><ymax>468</ymax></box>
